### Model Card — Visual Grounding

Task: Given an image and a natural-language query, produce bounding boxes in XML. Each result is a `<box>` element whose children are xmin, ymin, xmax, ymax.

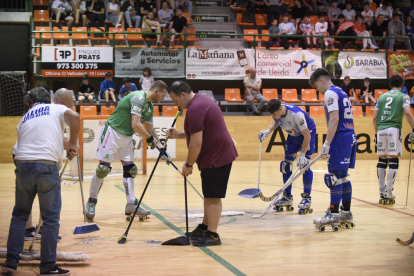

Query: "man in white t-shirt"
<box><xmin>375</xmin><ymin>1</ymin><xmax>392</xmax><ymax>21</ymax></box>
<box><xmin>361</xmin><ymin>2</ymin><xmax>374</xmax><ymax>26</ymax></box>
<box><xmin>244</xmin><ymin>67</ymin><xmax>266</xmax><ymax>116</ymax></box>
<box><xmin>342</xmin><ymin>2</ymin><xmax>356</xmax><ymax>22</ymax></box>
<box><xmin>51</xmin><ymin>0</ymin><xmax>74</xmax><ymax>28</ymax></box>
<box><xmin>315</xmin><ymin>13</ymin><xmax>334</xmax><ymax>49</ymax></box>
<box><xmin>1</xmin><ymin>87</ymin><xmax>80</xmax><ymax>276</ymax></box>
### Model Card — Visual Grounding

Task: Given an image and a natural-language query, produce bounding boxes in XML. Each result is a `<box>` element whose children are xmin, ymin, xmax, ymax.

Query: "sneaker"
<box><xmin>115</xmin><ymin>23</ymin><xmax>121</xmax><ymax>28</ymax></box>
<box><xmin>25</xmin><ymin>227</ymin><xmax>41</xmax><ymax>241</ymax></box>
<box><xmin>38</xmin><ymin>226</ymin><xmax>62</xmax><ymax>242</ymax></box>
<box><xmin>156</xmin><ymin>41</ymin><xmax>161</xmax><ymax>47</ymax></box>
<box><xmin>1</xmin><ymin>263</ymin><xmax>17</xmax><ymax>272</ymax></box>
<box><xmin>191</xmin><ymin>231</ymin><xmax>221</xmax><ymax>247</ymax></box>
<box><xmin>186</xmin><ymin>224</ymin><xmax>206</xmax><ymax>240</ymax></box>
<box><xmin>40</xmin><ymin>265</ymin><xmax>70</xmax><ymax>275</ymax></box>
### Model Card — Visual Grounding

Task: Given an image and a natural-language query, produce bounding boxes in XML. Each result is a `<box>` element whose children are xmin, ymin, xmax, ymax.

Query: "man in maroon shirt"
<box><xmin>167</xmin><ymin>81</ymin><xmax>238</xmax><ymax>246</ymax></box>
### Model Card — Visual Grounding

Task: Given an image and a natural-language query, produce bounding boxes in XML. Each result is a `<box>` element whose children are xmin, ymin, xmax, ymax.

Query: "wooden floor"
<box><xmin>0</xmin><ymin>160</ymin><xmax>414</xmax><ymax>276</ymax></box>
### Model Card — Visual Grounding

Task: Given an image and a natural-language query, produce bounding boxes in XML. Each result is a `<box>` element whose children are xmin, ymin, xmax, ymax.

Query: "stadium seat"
<box><xmin>309</xmin><ymin>106</ymin><xmax>325</xmax><ymax>117</ymax></box>
<box><xmin>75</xmin><ymin>44</ymin><xmax>90</xmax><ymax>47</ymax></box>
<box><xmin>244</xmin><ymin>29</ymin><xmax>259</xmax><ymax>43</ymax></box>
<box><xmin>188</xmin><ymin>45</ymin><xmax>202</xmax><ymax>48</ymax></box>
<box><xmin>101</xmin><ymin>106</ymin><xmax>115</xmax><ymax>116</ymax></box>
<box><xmin>162</xmin><ymin>105</ymin><xmax>179</xmax><ymax>116</ymax></box>
<box><xmin>35</xmin><ymin>26</ymin><xmax>52</xmax><ymax>41</ymax></box>
<box><xmin>354</xmin><ymin>89</ymin><xmax>365</xmax><ymax>103</ymax></box>
<box><xmin>301</xmin><ymin>89</ymin><xmax>319</xmax><ymax>103</ymax></box>
<box><xmin>309</xmin><ymin>15</ymin><xmax>318</xmax><ymax>26</ymax></box>
<box><xmin>410</xmin><ymin>86</ymin><xmax>414</xmax><ymax>98</ymax></box>
<box><xmin>115</xmin><ymin>45</ymin><xmax>128</xmax><ymax>47</ymax></box>
<box><xmin>262</xmin><ymin>89</ymin><xmax>278</xmax><ymax>102</ymax></box>
<box><xmin>52</xmin><ymin>27</ymin><xmax>70</xmax><ymax>41</ymax></box>
<box><xmin>365</xmin><ymin>105</ymin><xmax>376</xmax><ymax>117</ymax></box>
<box><xmin>237</xmin><ymin>13</ymin><xmax>254</xmax><ymax>27</ymax></box>
<box><xmin>34</xmin><ymin>10</ymin><xmax>49</xmax><ymax>24</ymax></box>
<box><xmin>297</xmin><ymin>106</ymin><xmax>307</xmax><ymax>112</ymax></box>
<box><xmin>282</xmin><ymin>89</ymin><xmax>301</xmax><ymax>103</ymax></box>
<box><xmin>33</xmin><ymin>0</ymin><xmax>49</xmax><ymax>7</ymax></box>
<box><xmin>261</xmin><ymin>30</ymin><xmax>269</xmax><ymax>43</ymax></box>
<box><xmin>352</xmin><ymin>106</ymin><xmax>363</xmax><ymax>117</ymax></box>
<box><xmin>183</xmin><ymin>13</ymin><xmax>192</xmax><ymax>25</ymax></box>
<box><xmin>90</xmin><ymin>27</ymin><xmax>108</xmax><ymax>43</ymax></box>
<box><xmin>126</xmin><ymin>28</ymin><xmax>144</xmax><ymax>43</ymax></box>
<box><xmin>182</xmin><ymin>28</ymin><xmax>198</xmax><ymax>42</ymax></box>
<box><xmin>132</xmin><ymin>44</ymin><xmax>146</xmax><ymax>47</ymax></box>
<box><xmin>225</xmin><ymin>88</ymin><xmax>243</xmax><ymax>102</ymax></box>
<box><xmin>369</xmin><ymin>2</ymin><xmax>376</xmax><ymax>12</ymax></box>
<box><xmin>318</xmin><ymin>91</ymin><xmax>324</xmax><ymax>102</ymax></box>
<box><xmin>255</xmin><ymin>14</ymin><xmax>267</xmax><ymax>27</ymax></box>
<box><xmin>153</xmin><ymin>106</ymin><xmax>159</xmax><ymax>117</ymax></box>
<box><xmin>375</xmin><ymin>89</ymin><xmax>387</xmax><ymax>100</ymax></box>
<box><xmin>72</xmin><ymin>27</ymin><xmax>89</xmax><ymax>42</ymax></box>
<box><xmin>95</xmin><ymin>44</ymin><xmax>110</xmax><ymax>47</ymax></box>
<box><xmin>108</xmin><ymin>27</ymin><xmax>126</xmax><ymax>43</ymax></box>
<box><xmin>80</xmin><ymin>106</ymin><xmax>97</xmax><ymax>117</ymax></box>
<box><xmin>56</xmin><ymin>44</ymin><xmax>71</xmax><ymax>46</ymax></box>
<box><xmin>36</xmin><ymin>44</ymin><xmax>52</xmax><ymax>58</ymax></box>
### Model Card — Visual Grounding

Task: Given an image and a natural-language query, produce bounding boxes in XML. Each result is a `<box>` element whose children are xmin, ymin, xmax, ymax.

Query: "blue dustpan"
<box><xmin>238</xmin><ymin>188</ymin><xmax>262</xmax><ymax>199</ymax></box>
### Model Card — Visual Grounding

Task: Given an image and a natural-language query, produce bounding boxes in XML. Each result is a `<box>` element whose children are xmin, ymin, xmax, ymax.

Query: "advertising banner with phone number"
<box><xmin>185</xmin><ymin>48</ymin><xmax>255</xmax><ymax>80</ymax></box>
<box><xmin>41</xmin><ymin>46</ymin><xmax>113</xmax><ymax>77</ymax></box>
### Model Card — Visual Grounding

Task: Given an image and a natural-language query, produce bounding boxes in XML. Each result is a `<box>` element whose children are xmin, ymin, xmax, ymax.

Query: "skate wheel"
<box><xmin>391</xmin><ymin>199</ymin><xmax>395</xmax><ymax>205</ymax></box>
<box><xmin>277</xmin><ymin>207</ymin><xmax>283</xmax><ymax>212</ymax></box>
<box><xmin>290</xmin><ymin>206</ymin><xmax>294</xmax><ymax>211</ymax></box>
<box><xmin>351</xmin><ymin>222</ymin><xmax>355</xmax><ymax>227</ymax></box>
<box><xmin>379</xmin><ymin>199</ymin><xmax>382</xmax><ymax>204</ymax></box>
<box><xmin>139</xmin><ymin>216</ymin><xmax>144</xmax><ymax>222</ymax></box>
<box><xmin>126</xmin><ymin>216</ymin><xmax>132</xmax><ymax>222</ymax></box>
<box><xmin>309</xmin><ymin>208</ymin><xmax>313</xmax><ymax>214</ymax></box>
<box><xmin>320</xmin><ymin>226</ymin><xmax>325</xmax><ymax>232</ymax></box>
<box><xmin>298</xmin><ymin>210</ymin><xmax>303</xmax><ymax>215</ymax></box>
<box><xmin>345</xmin><ymin>223</ymin><xmax>350</xmax><ymax>229</ymax></box>
<box><xmin>333</xmin><ymin>225</ymin><xmax>339</xmax><ymax>232</ymax></box>
<box><xmin>303</xmin><ymin>209</ymin><xmax>308</xmax><ymax>214</ymax></box>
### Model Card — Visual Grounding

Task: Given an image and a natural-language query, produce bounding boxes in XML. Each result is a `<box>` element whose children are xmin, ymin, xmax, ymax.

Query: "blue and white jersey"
<box><xmin>324</xmin><ymin>85</ymin><xmax>355</xmax><ymax>133</ymax></box>
<box><xmin>274</xmin><ymin>104</ymin><xmax>316</xmax><ymax>137</ymax></box>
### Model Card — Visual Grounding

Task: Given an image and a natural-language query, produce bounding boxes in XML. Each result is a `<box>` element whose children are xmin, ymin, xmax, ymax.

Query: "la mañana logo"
<box><xmin>187</xmin><ymin>50</ymin><xmax>235</xmax><ymax>59</ymax></box>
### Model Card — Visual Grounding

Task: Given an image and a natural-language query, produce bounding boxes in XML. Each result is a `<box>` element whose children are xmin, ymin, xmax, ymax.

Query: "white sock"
<box><xmin>90</xmin><ymin>173</ymin><xmax>104</xmax><ymax>199</ymax></box>
<box><xmin>387</xmin><ymin>168</ymin><xmax>398</xmax><ymax>194</ymax></box>
<box><xmin>377</xmin><ymin>167</ymin><xmax>386</xmax><ymax>194</ymax></box>
<box><xmin>123</xmin><ymin>177</ymin><xmax>135</xmax><ymax>204</ymax></box>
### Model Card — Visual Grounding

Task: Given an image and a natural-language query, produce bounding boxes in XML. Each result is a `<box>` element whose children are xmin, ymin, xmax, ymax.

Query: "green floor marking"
<box><xmin>115</xmin><ymin>185</ymin><xmax>246</xmax><ymax>276</ymax></box>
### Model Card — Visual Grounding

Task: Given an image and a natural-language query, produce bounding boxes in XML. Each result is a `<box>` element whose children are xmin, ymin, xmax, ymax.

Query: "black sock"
<box><xmin>199</xmin><ymin>223</ymin><xmax>208</xmax><ymax>231</ymax></box>
<box><xmin>330</xmin><ymin>203</ymin><xmax>339</xmax><ymax>213</ymax></box>
<box><xmin>206</xmin><ymin>230</ymin><xmax>218</xmax><ymax>238</ymax></box>
<box><xmin>342</xmin><ymin>201</ymin><xmax>351</xmax><ymax>211</ymax></box>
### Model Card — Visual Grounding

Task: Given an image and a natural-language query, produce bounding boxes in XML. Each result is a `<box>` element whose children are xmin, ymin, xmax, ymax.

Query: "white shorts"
<box><xmin>377</xmin><ymin>127</ymin><xmax>403</xmax><ymax>157</ymax></box>
<box><xmin>96</xmin><ymin>123</ymin><xmax>134</xmax><ymax>163</ymax></box>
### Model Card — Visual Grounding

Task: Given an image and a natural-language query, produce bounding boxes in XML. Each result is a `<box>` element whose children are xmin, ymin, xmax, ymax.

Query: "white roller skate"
<box><xmin>125</xmin><ymin>199</ymin><xmax>151</xmax><ymax>222</ymax></box>
<box><xmin>85</xmin><ymin>197</ymin><xmax>97</xmax><ymax>222</ymax></box>
<box><xmin>298</xmin><ymin>193</ymin><xmax>313</xmax><ymax>215</ymax></box>
<box><xmin>313</xmin><ymin>208</ymin><xmax>340</xmax><ymax>232</ymax></box>
<box><xmin>339</xmin><ymin>210</ymin><xmax>355</xmax><ymax>229</ymax></box>
<box><xmin>379</xmin><ymin>191</ymin><xmax>396</xmax><ymax>205</ymax></box>
<box><xmin>273</xmin><ymin>192</ymin><xmax>294</xmax><ymax>212</ymax></box>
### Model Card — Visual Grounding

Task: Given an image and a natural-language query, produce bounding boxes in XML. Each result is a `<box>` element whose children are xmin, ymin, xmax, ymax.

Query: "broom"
<box><xmin>73</xmin><ymin>154</ymin><xmax>100</xmax><ymax>234</ymax></box>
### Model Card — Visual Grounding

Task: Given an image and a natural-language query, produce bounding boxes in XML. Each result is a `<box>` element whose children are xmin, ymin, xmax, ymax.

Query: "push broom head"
<box><xmin>73</xmin><ymin>223</ymin><xmax>100</xmax><ymax>235</ymax></box>
<box><xmin>117</xmin><ymin>233</ymin><xmax>128</xmax><ymax>244</ymax></box>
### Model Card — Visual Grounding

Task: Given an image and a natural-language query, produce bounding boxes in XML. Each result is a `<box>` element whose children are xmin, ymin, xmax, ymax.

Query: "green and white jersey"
<box><xmin>375</xmin><ymin>90</ymin><xmax>410</xmax><ymax>131</ymax></box>
<box><xmin>107</xmin><ymin>91</ymin><xmax>154</xmax><ymax>136</ymax></box>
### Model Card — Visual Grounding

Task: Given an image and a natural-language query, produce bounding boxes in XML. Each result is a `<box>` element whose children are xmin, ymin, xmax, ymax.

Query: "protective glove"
<box><xmin>321</xmin><ymin>140</ymin><xmax>330</xmax><ymax>160</ymax></box>
<box><xmin>296</xmin><ymin>152</ymin><xmax>308</xmax><ymax>169</ymax></box>
<box><xmin>160</xmin><ymin>150</ymin><xmax>171</xmax><ymax>165</ymax></box>
<box><xmin>146</xmin><ymin>136</ymin><xmax>157</xmax><ymax>149</ymax></box>
<box><xmin>258</xmin><ymin>129</ymin><xmax>271</xmax><ymax>141</ymax></box>
<box><xmin>409</xmin><ymin>130</ymin><xmax>414</xmax><ymax>142</ymax></box>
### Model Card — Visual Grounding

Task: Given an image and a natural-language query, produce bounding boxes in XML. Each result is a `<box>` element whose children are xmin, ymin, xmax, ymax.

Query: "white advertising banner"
<box><xmin>338</xmin><ymin>51</ymin><xmax>387</xmax><ymax>79</ymax></box>
<box><xmin>147</xmin><ymin>117</ymin><xmax>176</xmax><ymax>159</ymax></box>
<box><xmin>255</xmin><ymin>49</ymin><xmax>322</xmax><ymax>79</ymax></box>
<box><xmin>186</xmin><ymin>48</ymin><xmax>255</xmax><ymax>80</ymax></box>
<box><xmin>41</xmin><ymin>46</ymin><xmax>113</xmax><ymax>62</ymax></box>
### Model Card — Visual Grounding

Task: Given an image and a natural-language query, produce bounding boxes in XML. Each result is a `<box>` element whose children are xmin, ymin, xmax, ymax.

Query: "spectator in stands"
<box><xmin>361</xmin><ymin>2</ymin><xmax>374</xmax><ymax>27</ymax></box>
<box><xmin>328</xmin><ymin>0</ymin><xmax>342</xmax><ymax>27</ymax></box>
<box><xmin>156</xmin><ymin>0</ymin><xmax>175</xmax><ymax>11</ymax></box>
<box><xmin>405</xmin><ymin>16</ymin><xmax>414</xmax><ymax>47</ymax></box>
<box><xmin>116</xmin><ymin>0</ymin><xmax>140</xmax><ymax>29</ymax></box>
<box><xmin>303</xmin><ymin>0</ymin><xmax>317</xmax><ymax>16</ymax></box>
<box><xmin>100</xmin><ymin>72</ymin><xmax>117</xmax><ymax>104</ymax></box>
<box><xmin>353</xmin><ymin>15</ymin><xmax>378</xmax><ymax>49</ymax></box>
<box><xmin>375</xmin><ymin>0</ymin><xmax>392</xmax><ymax>21</ymax></box>
<box><xmin>139</xmin><ymin>67</ymin><xmax>155</xmax><ymax>91</ymax></box>
<box><xmin>230</xmin><ymin>0</ymin><xmax>246</xmax><ymax>8</ymax></box>
<box><xmin>404</xmin><ymin>0</ymin><xmax>414</xmax><ymax>21</ymax></box>
<box><xmin>268</xmin><ymin>19</ymin><xmax>280</xmax><ymax>47</ymax></box>
<box><xmin>369</xmin><ymin>14</ymin><xmax>387</xmax><ymax>49</ymax></box>
<box><xmin>51</xmin><ymin>0</ymin><xmax>74</xmax><ymax>28</ymax></box>
<box><xmin>279</xmin><ymin>13</ymin><xmax>297</xmax><ymax>49</ymax></box>
<box><xmin>169</xmin><ymin>7</ymin><xmax>188</xmax><ymax>47</ymax></box>
<box><xmin>247</xmin><ymin>0</ymin><xmax>265</xmax><ymax>16</ymax></box>
<box><xmin>333</xmin><ymin>14</ymin><xmax>356</xmax><ymax>50</ymax></box>
<box><xmin>315</xmin><ymin>13</ymin><xmax>334</xmax><ymax>49</ymax></box>
<box><xmin>342</xmin><ymin>1</ymin><xmax>356</xmax><ymax>22</ymax></box>
<box><xmin>78</xmin><ymin>74</ymin><xmax>95</xmax><ymax>105</ymax></box>
<box><xmin>87</xmin><ymin>0</ymin><xmax>106</xmax><ymax>28</ymax></box>
<box><xmin>359</xmin><ymin>77</ymin><xmax>376</xmax><ymax>104</ymax></box>
<box><xmin>70</xmin><ymin>0</ymin><xmax>87</xmax><ymax>27</ymax></box>
<box><xmin>401</xmin><ymin>85</ymin><xmax>409</xmax><ymax>95</ymax></box>
<box><xmin>143</xmin><ymin>11</ymin><xmax>164</xmax><ymax>46</ymax></box>
<box><xmin>291</xmin><ymin>0</ymin><xmax>308</xmax><ymax>25</ymax></box>
<box><xmin>299</xmin><ymin>14</ymin><xmax>316</xmax><ymax>49</ymax></box>
<box><xmin>388</xmin><ymin>13</ymin><xmax>412</xmax><ymax>52</ymax></box>
<box><xmin>141</xmin><ymin>0</ymin><xmax>157</xmax><ymax>23</ymax></box>
<box><xmin>244</xmin><ymin>67</ymin><xmax>266</xmax><ymax>116</ymax></box>
<box><xmin>317</xmin><ymin>0</ymin><xmax>329</xmax><ymax>14</ymax></box>
<box><xmin>395</xmin><ymin>7</ymin><xmax>404</xmax><ymax>22</ymax></box>
<box><xmin>176</xmin><ymin>0</ymin><xmax>193</xmax><ymax>19</ymax></box>
<box><xmin>106</xmin><ymin>0</ymin><xmax>121</xmax><ymax>27</ymax></box>
<box><xmin>158</xmin><ymin>1</ymin><xmax>174</xmax><ymax>25</ymax></box>
<box><xmin>264</xmin><ymin>0</ymin><xmax>288</xmax><ymax>29</ymax></box>
<box><xmin>340</xmin><ymin>76</ymin><xmax>357</xmax><ymax>105</ymax></box>
<box><xmin>119</xmin><ymin>77</ymin><xmax>138</xmax><ymax>100</ymax></box>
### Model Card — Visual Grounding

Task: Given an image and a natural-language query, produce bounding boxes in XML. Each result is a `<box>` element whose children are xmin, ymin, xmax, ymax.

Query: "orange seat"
<box><xmin>72</xmin><ymin>106</ymin><xmax>77</xmax><ymax>112</ymax></box>
<box><xmin>34</xmin><ymin>0</ymin><xmax>49</xmax><ymax>6</ymax></box>
<box><xmin>282</xmin><ymin>89</ymin><xmax>301</xmax><ymax>103</ymax></box>
<box><xmin>365</xmin><ymin>105</ymin><xmax>376</xmax><ymax>117</ymax></box>
<box><xmin>354</xmin><ymin>89</ymin><xmax>365</xmax><ymax>103</ymax></box>
<box><xmin>352</xmin><ymin>106</ymin><xmax>363</xmax><ymax>117</ymax></box>
<box><xmin>301</xmin><ymin>89</ymin><xmax>319</xmax><ymax>103</ymax></box>
<box><xmin>90</xmin><ymin>27</ymin><xmax>107</xmax><ymax>41</ymax></box>
<box><xmin>34</xmin><ymin>10</ymin><xmax>49</xmax><ymax>23</ymax></box>
<box><xmin>261</xmin><ymin>29</ymin><xmax>269</xmax><ymax>43</ymax></box>
<box><xmin>132</xmin><ymin>45</ymin><xmax>147</xmax><ymax>47</ymax></box>
<box><xmin>182</xmin><ymin>28</ymin><xmax>198</xmax><ymax>42</ymax></box>
<box><xmin>153</xmin><ymin>106</ymin><xmax>159</xmax><ymax>117</ymax></box>
<box><xmin>108</xmin><ymin>27</ymin><xmax>126</xmax><ymax>41</ymax></box>
<box><xmin>126</xmin><ymin>28</ymin><xmax>144</xmax><ymax>41</ymax></box>
<box><xmin>318</xmin><ymin>91</ymin><xmax>324</xmax><ymax>103</ymax></box>
<box><xmin>80</xmin><ymin>106</ymin><xmax>97</xmax><ymax>117</ymax></box>
<box><xmin>255</xmin><ymin>14</ymin><xmax>267</xmax><ymax>27</ymax></box>
<box><xmin>52</xmin><ymin>27</ymin><xmax>70</xmax><ymax>40</ymax></box>
<box><xmin>309</xmin><ymin>15</ymin><xmax>318</xmax><ymax>26</ymax></box>
<box><xmin>56</xmin><ymin>44</ymin><xmax>71</xmax><ymax>46</ymax></box>
<box><xmin>410</xmin><ymin>86</ymin><xmax>414</xmax><ymax>98</ymax></box>
<box><xmin>297</xmin><ymin>106</ymin><xmax>307</xmax><ymax>112</ymax></box>
<box><xmin>262</xmin><ymin>89</ymin><xmax>278</xmax><ymax>102</ymax></box>
<box><xmin>237</xmin><ymin>13</ymin><xmax>254</xmax><ymax>26</ymax></box>
<box><xmin>162</xmin><ymin>105</ymin><xmax>179</xmax><ymax>116</ymax></box>
<box><xmin>375</xmin><ymin>89</ymin><xmax>388</xmax><ymax>100</ymax></box>
<box><xmin>183</xmin><ymin>13</ymin><xmax>192</xmax><ymax>25</ymax></box>
<box><xmin>36</xmin><ymin>44</ymin><xmax>52</xmax><ymax>58</ymax></box>
<box><xmin>225</xmin><ymin>88</ymin><xmax>243</xmax><ymax>102</ymax></box>
<box><xmin>188</xmin><ymin>45</ymin><xmax>202</xmax><ymax>48</ymax></box>
<box><xmin>115</xmin><ymin>45</ymin><xmax>128</xmax><ymax>47</ymax></box>
<box><xmin>35</xmin><ymin>27</ymin><xmax>52</xmax><ymax>40</ymax></box>
<box><xmin>101</xmin><ymin>106</ymin><xmax>115</xmax><ymax>116</ymax></box>
<box><xmin>72</xmin><ymin>27</ymin><xmax>89</xmax><ymax>41</ymax></box>
<box><xmin>75</xmin><ymin>44</ymin><xmax>90</xmax><ymax>47</ymax></box>
<box><xmin>244</xmin><ymin>29</ymin><xmax>259</xmax><ymax>43</ymax></box>
<box><xmin>309</xmin><ymin>106</ymin><xmax>325</xmax><ymax>117</ymax></box>
<box><xmin>369</xmin><ymin>2</ymin><xmax>376</xmax><ymax>12</ymax></box>
<box><xmin>95</xmin><ymin>44</ymin><xmax>110</xmax><ymax>47</ymax></box>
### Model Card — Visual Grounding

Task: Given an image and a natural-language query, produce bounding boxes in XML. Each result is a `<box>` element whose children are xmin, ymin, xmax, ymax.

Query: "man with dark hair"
<box><xmin>258</xmin><ymin>99</ymin><xmax>316</xmax><ymax>214</ymax></box>
<box><xmin>388</xmin><ymin>13</ymin><xmax>412</xmax><ymax>51</ymax></box>
<box><xmin>369</xmin><ymin>14</ymin><xmax>387</xmax><ymax>49</ymax></box>
<box><xmin>166</xmin><ymin>81</ymin><xmax>238</xmax><ymax>246</ymax></box>
<box><xmin>119</xmin><ymin>77</ymin><xmax>138</xmax><ymax>100</ymax></box>
<box><xmin>169</xmin><ymin>7</ymin><xmax>187</xmax><ymax>47</ymax></box>
<box><xmin>375</xmin><ymin>0</ymin><xmax>392</xmax><ymax>21</ymax></box>
<box><xmin>309</xmin><ymin>68</ymin><xmax>357</xmax><ymax>231</ymax></box>
<box><xmin>1</xmin><ymin>87</ymin><xmax>80</xmax><ymax>275</ymax></box>
<box><xmin>78</xmin><ymin>74</ymin><xmax>95</xmax><ymax>105</ymax></box>
<box><xmin>373</xmin><ymin>75</ymin><xmax>414</xmax><ymax>205</ymax></box>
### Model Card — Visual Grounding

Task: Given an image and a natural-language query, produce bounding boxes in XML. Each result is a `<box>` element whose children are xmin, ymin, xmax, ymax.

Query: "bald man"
<box><xmin>52</xmin><ymin>88</ymin><xmax>75</xmax><ymax>108</ymax></box>
<box><xmin>244</xmin><ymin>67</ymin><xmax>266</xmax><ymax>116</ymax></box>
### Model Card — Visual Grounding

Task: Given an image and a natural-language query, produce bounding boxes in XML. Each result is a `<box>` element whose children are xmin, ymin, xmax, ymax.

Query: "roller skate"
<box><xmin>313</xmin><ymin>208</ymin><xmax>340</xmax><ymax>232</ymax></box>
<box><xmin>273</xmin><ymin>192</ymin><xmax>294</xmax><ymax>212</ymax></box>
<box><xmin>298</xmin><ymin>193</ymin><xmax>313</xmax><ymax>215</ymax></box>
<box><xmin>125</xmin><ymin>199</ymin><xmax>151</xmax><ymax>222</ymax></box>
<box><xmin>339</xmin><ymin>210</ymin><xmax>355</xmax><ymax>229</ymax></box>
<box><xmin>379</xmin><ymin>192</ymin><xmax>396</xmax><ymax>205</ymax></box>
<box><xmin>85</xmin><ymin>197</ymin><xmax>97</xmax><ymax>222</ymax></box>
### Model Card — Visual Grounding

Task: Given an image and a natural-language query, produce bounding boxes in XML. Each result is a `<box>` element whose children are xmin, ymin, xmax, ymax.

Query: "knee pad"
<box><xmin>123</xmin><ymin>163</ymin><xmax>138</xmax><ymax>178</ymax></box>
<box><xmin>96</xmin><ymin>163</ymin><xmax>112</xmax><ymax>178</ymax></box>
<box><xmin>280</xmin><ymin>158</ymin><xmax>294</xmax><ymax>175</ymax></box>
<box><xmin>324</xmin><ymin>173</ymin><xmax>338</xmax><ymax>188</ymax></box>
<box><xmin>376</xmin><ymin>157</ymin><xmax>388</xmax><ymax>169</ymax></box>
<box><xmin>325</xmin><ymin>170</ymin><xmax>348</xmax><ymax>188</ymax></box>
<box><xmin>388</xmin><ymin>158</ymin><xmax>399</xmax><ymax>169</ymax></box>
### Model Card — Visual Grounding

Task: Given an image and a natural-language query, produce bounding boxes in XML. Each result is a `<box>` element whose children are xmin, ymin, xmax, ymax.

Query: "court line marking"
<box><xmin>115</xmin><ymin>185</ymin><xmax>247</xmax><ymax>276</ymax></box>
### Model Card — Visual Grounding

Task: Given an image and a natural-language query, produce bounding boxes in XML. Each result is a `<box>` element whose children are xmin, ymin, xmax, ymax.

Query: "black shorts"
<box><xmin>51</xmin><ymin>12</ymin><xmax>72</xmax><ymax>21</ymax></box>
<box><xmin>145</xmin><ymin>29</ymin><xmax>157</xmax><ymax>40</ymax></box>
<box><xmin>200</xmin><ymin>162</ymin><xmax>232</xmax><ymax>198</ymax></box>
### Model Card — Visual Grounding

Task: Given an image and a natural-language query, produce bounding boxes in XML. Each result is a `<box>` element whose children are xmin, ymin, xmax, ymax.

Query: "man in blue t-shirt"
<box><xmin>119</xmin><ymin>77</ymin><xmax>138</xmax><ymax>100</ymax></box>
<box><xmin>100</xmin><ymin>72</ymin><xmax>116</xmax><ymax>104</ymax></box>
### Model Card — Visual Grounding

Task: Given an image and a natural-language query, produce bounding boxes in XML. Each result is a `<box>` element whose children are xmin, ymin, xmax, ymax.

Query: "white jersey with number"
<box><xmin>273</xmin><ymin>104</ymin><xmax>311</xmax><ymax>137</ymax></box>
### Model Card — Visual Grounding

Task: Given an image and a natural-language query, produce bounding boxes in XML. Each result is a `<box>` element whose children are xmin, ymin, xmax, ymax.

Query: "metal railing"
<box><xmin>0</xmin><ymin>0</ymin><xmax>28</xmax><ymax>12</ymax></box>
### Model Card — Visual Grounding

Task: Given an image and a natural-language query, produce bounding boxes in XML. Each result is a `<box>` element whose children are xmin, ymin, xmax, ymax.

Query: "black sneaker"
<box><xmin>38</xmin><ymin>226</ymin><xmax>62</xmax><ymax>242</ymax></box>
<box><xmin>40</xmin><ymin>265</ymin><xmax>70</xmax><ymax>275</ymax></box>
<box><xmin>25</xmin><ymin>227</ymin><xmax>41</xmax><ymax>241</ymax></box>
<box><xmin>1</xmin><ymin>263</ymin><xmax>17</xmax><ymax>272</ymax></box>
<box><xmin>186</xmin><ymin>224</ymin><xmax>207</xmax><ymax>240</ymax></box>
<box><xmin>191</xmin><ymin>231</ymin><xmax>221</xmax><ymax>247</ymax></box>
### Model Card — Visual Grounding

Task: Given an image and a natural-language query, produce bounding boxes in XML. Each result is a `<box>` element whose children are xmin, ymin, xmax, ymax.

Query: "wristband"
<box><xmin>299</xmin><ymin>152</ymin><xmax>306</xmax><ymax>157</ymax></box>
<box><xmin>324</xmin><ymin>140</ymin><xmax>330</xmax><ymax>146</ymax></box>
<box><xmin>185</xmin><ymin>162</ymin><xmax>193</xmax><ymax>168</ymax></box>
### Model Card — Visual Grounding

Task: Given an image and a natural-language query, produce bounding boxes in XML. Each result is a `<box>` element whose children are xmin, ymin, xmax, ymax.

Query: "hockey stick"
<box><xmin>396</xmin><ymin>232</ymin><xmax>414</xmax><ymax>246</ymax></box>
<box><xmin>406</xmin><ymin>140</ymin><xmax>412</xmax><ymax>207</ymax></box>
<box><xmin>238</xmin><ymin>139</ymin><xmax>263</xmax><ymax>199</ymax></box>
<box><xmin>252</xmin><ymin>154</ymin><xmax>321</xmax><ymax>218</ymax></box>
<box><xmin>118</xmin><ymin>111</ymin><xmax>180</xmax><ymax>244</ymax></box>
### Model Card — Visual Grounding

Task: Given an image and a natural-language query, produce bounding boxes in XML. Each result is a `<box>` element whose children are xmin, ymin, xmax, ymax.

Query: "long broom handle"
<box><xmin>77</xmin><ymin>154</ymin><xmax>88</xmax><ymax>224</ymax></box>
<box><xmin>406</xmin><ymin>140</ymin><xmax>413</xmax><ymax>207</ymax></box>
<box><xmin>184</xmin><ymin>176</ymin><xmax>189</xmax><ymax>242</ymax></box>
<box><xmin>258</xmin><ymin>140</ymin><xmax>262</xmax><ymax>190</ymax></box>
